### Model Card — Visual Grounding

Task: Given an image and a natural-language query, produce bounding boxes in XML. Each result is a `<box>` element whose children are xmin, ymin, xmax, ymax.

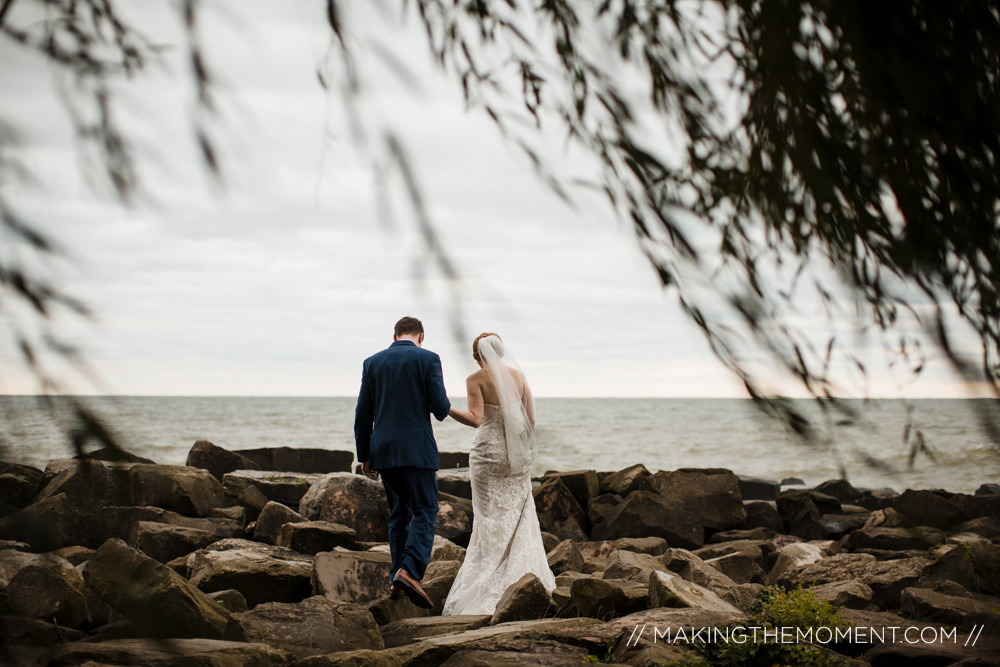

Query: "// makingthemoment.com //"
<box><xmin>624</xmin><ymin>623</ymin><xmax>987</xmax><ymax>648</ymax></box>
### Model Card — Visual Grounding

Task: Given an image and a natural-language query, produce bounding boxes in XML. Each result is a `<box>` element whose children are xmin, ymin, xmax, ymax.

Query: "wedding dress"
<box><xmin>441</xmin><ymin>402</ymin><xmax>556</xmax><ymax>615</ymax></box>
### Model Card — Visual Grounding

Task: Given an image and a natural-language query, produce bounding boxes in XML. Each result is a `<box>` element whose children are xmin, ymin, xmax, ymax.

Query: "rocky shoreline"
<box><xmin>0</xmin><ymin>440</ymin><xmax>998</xmax><ymax>666</ymax></box>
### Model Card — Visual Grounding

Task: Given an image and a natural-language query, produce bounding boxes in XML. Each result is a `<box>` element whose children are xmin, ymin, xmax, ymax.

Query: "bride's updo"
<box><xmin>472</xmin><ymin>332</ymin><xmax>502</xmax><ymax>364</ymax></box>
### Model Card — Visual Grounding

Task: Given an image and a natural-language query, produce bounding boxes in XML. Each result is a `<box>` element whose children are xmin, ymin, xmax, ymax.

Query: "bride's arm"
<box><xmin>449</xmin><ymin>376</ymin><xmax>484</xmax><ymax>427</ymax></box>
<box><xmin>521</xmin><ymin>373</ymin><xmax>536</xmax><ymax>429</ymax></box>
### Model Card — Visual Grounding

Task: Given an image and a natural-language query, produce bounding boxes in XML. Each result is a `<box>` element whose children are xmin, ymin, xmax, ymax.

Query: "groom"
<box><xmin>354</xmin><ymin>316</ymin><xmax>450</xmax><ymax>608</ymax></box>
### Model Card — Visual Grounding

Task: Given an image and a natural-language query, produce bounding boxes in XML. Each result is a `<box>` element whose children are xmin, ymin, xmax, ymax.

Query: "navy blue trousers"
<box><xmin>379</xmin><ymin>467</ymin><xmax>438</xmax><ymax>582</ymax></box>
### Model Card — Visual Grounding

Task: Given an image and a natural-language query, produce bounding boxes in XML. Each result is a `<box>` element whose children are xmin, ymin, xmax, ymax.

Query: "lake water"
<box><xmin>2</xmin><ymin>396</ymin><xmax>998</xmax><ymax>494</ymax></box>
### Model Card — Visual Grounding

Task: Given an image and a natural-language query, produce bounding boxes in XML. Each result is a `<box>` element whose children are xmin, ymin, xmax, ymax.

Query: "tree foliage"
<box><xmin>2</xmin><ymin>0</ymin><xmax>1000</xmax><ymax>457</ymax></box>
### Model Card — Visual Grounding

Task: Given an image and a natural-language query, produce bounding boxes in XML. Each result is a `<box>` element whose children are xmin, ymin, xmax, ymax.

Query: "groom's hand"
<box><xmin>361</xmin><ymin>461</ymin><xmax>379</xmax><ymax>480</ymax></box>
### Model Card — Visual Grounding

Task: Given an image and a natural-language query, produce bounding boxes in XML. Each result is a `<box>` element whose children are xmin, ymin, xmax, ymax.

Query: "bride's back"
<box><xmin>473</xmin><ymin>366</ymin><xmax>524</xmax><ymax>406</ymax></box>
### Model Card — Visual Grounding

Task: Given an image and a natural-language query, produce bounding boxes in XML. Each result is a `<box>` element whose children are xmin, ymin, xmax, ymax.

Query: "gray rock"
<box><xmin>587</xmin><ymin>493</ymin><xmax>622</xmax><ymax>528</ymax></box>
<box><xmin>236</xmin><ymin>483</ymin><xmax>271</xmax><ymax>523</ymax></box>
<box><xmin>130</xmin><ymin>464</ymin><xmax>226</xmax><ymax>517</ymax></box>
<box><xmin>601</xmin><ymin>549</ymin><xmax>669</xmax><ymax>584</ymax></box>
<box><xmin>50</xmin><ymin>545</ymin><xmax>95</xmax><ymax>566</ymax></box>
<box><xmin>211</xmin><ymin>505</ymin><xmax>247</xmax><ymax>526</ymax></box>
<box><xmin>764</xmin><ymin>542</ymin><xmax>824</xmax><ymax>586</ymax></box>
<box><xmin>436</xmin><ymin>493</ymin><xmax>475</xmax><ymax>547</ymax></box>
<box><xmin>299</xmin><ymin>473</ymin><xmax>389</xmax><ymax>542</ymax></box>
<box><xmin>892</xmin><ymin>489</ymin><xmax>969</xmax><ymax>530</ymax></box>
<box><xmin>645</xmin><ymin>468</ymin><xmax>746</xmax><ymax>534</ymax></box>
<box><xmin>366</xmin><ymin>574</ymin><xmax>453</xmax><ymax>625</ymax></box>
<box><xmin>130</xmin><ymin>521</ymin><xmax>221</xmax><ymax>563</ymax></box>
<box><xmin>188</xmin><ymin>542</ymin><xmax>314</xmax><ymax>608</ymax></box>
<box><xmin>719</xmin><ymin>582</ymin><xmax>765</xmax><ymax>612</ymax></box>
<box><xmin>808</xmin><ymin>579</ymin><xmax>877</xmax><ymax>610</ymax></box>
<box><xmin>599</xmin><ymin>463</ymin><xmax>651</xmax><ymax>497</ymax></box>
<box><xmin>234</xmin><ymin>447</ymin><xmax>354</xmax><ymax>474</ymax></box>
<box><xmin>704</xmin><ymin>551</ymin><xmax>764</xmax><ymax>584</ymax></box>
<box><xmin>901</xmin><ymin>586</ymin><xmax>1000</xmax><ymax>629</ymax></box>
<box><xmin>0</xmin><ymin>549</ymin><xmax>98</xmax><ymax>629</ymax></box>
<box><xmin>83</xmin><ymin>538</ymin><xmax>240</xmax><ymax>639</ymax></box>
<box><xmin>976</xmin><ymin>483</ymin><xmax>1000</xmax><ymax>495</ymax></box>
<box><xmin>547</xmin><ymin>539</ymin><xmax>584</xmax><ymax>575</ymax></box>
<box><xmin>425</xmin><ymin>559</ymin><xmax>462</xmax><ymax>582</ymax></box>
<box><xmin>660</xmin><ymin>548</ymin><xmax>738</xmax><ymax>594</ymax></box>
<box><xmin>737</xmin><ymin>475</ymin><xmax>780</xmax><ymax>501</ymax></box>
<box><xmin>207</xmin><ymin>588</ymin><xmax>249</xmax><ymax>613</ymax></box>
<box><xmin>438</xmin><ymin>451</ymin><xmax>471</xmax><ymax>469</ymax></box>
<box><xmin>379</xmin><ymin>615</ymin><xmax>490</xmax><ymax>649</ymax></box>
<box><xmin>591</xmin><ymin>491</ymin><xmax>703</xmax><ymax>549</ymax></box>
<box><xmin>533</xmin><ymin>477</ymin><xmax>588</xmax><ymax>541</ymax></box>
<box><xmin>186</xmin><ymin>440</ymin><xmax>262</xmax><ymax>481</ymax></box>
<box><xmin>570</xmin><ymin>577</ymin><xmax>648</xmax><ymax>619</ymax></box>
<box><xmin>742</xmin><ymin>500</ymin><xmax>785</xmax><ymax>533</ymax></box>
<box><xmin>0</xmin><ymin>461</ymin><xmax>43</xmax><ymax>509</ymax></box>
<box><xmin>540</xmin><ymin>470</ymin><xmax>599</xmax><ymax>514</ymax></box>
<box><xmin>437</xmin><ymin>470</ymin><xmax>472</xmax><ymax>499</ymax></box>
<box><xmin>430</xmin><ymin>535</ymin><xmax>466</xmax><ymax>563</ymax></box>
<box><xmin>846</xmin><ymin>525</ymin><xmax>946</xmax><ymax>552</ymax></box>
<box><xmin>313</xmin><ymin>550</ymin><xmax>391</xmax><ymax>605</ymax></box>
<box><xmin>813</xmin><ymin>478</ymin><xmax>863</xmax><ymax>504</ymax></box>
<box><xmin>0</xmin><ymin>493</ymin><xmax>86</xmax><ymax>551</ymax></box>
<box><xmin>648</xmin><ymin>570</ymin><xmax>743</xmax><ymax>613</ymax></box>
<box><xmin>277</xmin><ymin>521</ymin><xmax>357</xmax><ymax>555</ymax></box>
<box><xmin>577</xmin><ymin>537</ymin><xmax>669</xmax><ymax>560</ymax></box>
<box><xmin>233</xmin><ymin>595</ymin><xmax>383</xmax><ymax>659</ymax></box>
<box><xmin>254</xmin><ymin>501</ymin><xmax>305</xmax><ymax>545</ymax></box>
<box><xmin>42</xmin><ymin>637</ymin><xmax>289</xmax><ymax>666</ymax></box>
<box><xmin>490</xmin><ymin>573</ymin><xmax>554</xmax><ymax>624</ymax></box>
<box><xmin>225</xmin><ymin>470</ymin><xmax>325</xmax><ymax>508</ymax></box>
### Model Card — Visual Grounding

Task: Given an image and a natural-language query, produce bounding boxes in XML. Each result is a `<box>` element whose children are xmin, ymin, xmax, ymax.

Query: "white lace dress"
<box><xmin>442</xmin><ymin>404</ymin><xmax>556</xmax><ymax>615</ymax></box>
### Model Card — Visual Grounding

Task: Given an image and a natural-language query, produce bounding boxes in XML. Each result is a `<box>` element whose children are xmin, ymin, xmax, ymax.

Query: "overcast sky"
<box><xmin>0</xmin><ymin>1</ymin><xmax>985</xmax><ymax>398</ymax></box>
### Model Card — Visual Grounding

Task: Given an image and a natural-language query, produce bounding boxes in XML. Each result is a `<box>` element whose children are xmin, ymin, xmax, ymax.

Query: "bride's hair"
<box><xmin>472</xmin><ymin>332</ymin><xmax>501</xmax><ymax>364</ymax></box>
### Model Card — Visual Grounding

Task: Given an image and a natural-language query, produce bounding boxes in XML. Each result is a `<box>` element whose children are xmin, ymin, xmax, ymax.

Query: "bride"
<box><xmin>442</xmin><ymin>332</ymin><xmax>556</xmax><ymax>616</ymax></box>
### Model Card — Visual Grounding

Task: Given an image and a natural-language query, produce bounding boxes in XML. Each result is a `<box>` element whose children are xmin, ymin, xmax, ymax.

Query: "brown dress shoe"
<box><xmin>389</xmin><ymin>583</ymin><xmax>405</xmax><ymax>600</ymax></box>
<box><xmin>392</xmin><ymin>568</ymin><xmax>433</xmax><ymax>609</ymax></box>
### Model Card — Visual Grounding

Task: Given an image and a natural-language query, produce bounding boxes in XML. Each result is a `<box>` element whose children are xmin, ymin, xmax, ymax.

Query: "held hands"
<box><xmin>361</xmin><ymin>461</ymin><xmax>379</xmax><ymax>480</ymax></box>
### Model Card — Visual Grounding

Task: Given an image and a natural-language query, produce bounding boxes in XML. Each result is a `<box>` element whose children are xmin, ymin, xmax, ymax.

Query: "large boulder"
<box><xmin>659</xmin><ymin>548</ymin><xmax>738</xmax><ymax>594</ymax></box>
<box><xmin>130</xmin><ymin>521</ymin><xmax>221</xmax><ymax>563</ymax></box>
<box><xmin>742</xmin><ymin>501</ymin><xmax>784</xmax><ymax>533</ymax></box>
<box><xmin>490</xmin><ymin>573</ymin><xmax>554</xmax><ymax>624</ymax></box>
<box><xmin>366</xmin><ymin>574</ymin><xmax>454</xmax><ymax>625</ymax></box>
<box><xmin>570</xmin><ymin>577</ymin><xmax>648</xmax><ymax>619</ymax></box>
<box><xmin>892</xmin><ymin>489</ymin><xmax>969</xmax><ymax>530</ymax></box>
<box><xmin>435</xmin><ymin>493</ymin><xmax>474</xmax><ymax>547</ymax></box>
<box><xmin>540</xmin><ymin>470</ymin><xmax>599</xmax><ymax>515</ymax></box>
<box><xmin>379</xmin><ymin>615</ymin><xmax>492</xmax><ymax>649</ymax></box>
<box><xmin>234</xmin><ymin>447</ymin><xmax>354</xmax><ymax>474</ymax></box>
<box><xmin>82</xmin><ymin>538</ymin><xmax>240</xmax><ymax>639</ymax></box>
<box><xmin>777</xmin><ymin>552</ymin><xmax>929</xmax><ymax>609</ymax></box>
<box><xmin>254</xmin><ymin>501</ymin><xmax>305</xmax><ymax>545</ymax></box>
<box><xmin>34</xmin><ymin>458</ymin><xmax>131</xmax><ymax>509</ymax></box>
<box><xmin>547</xmin><ymin>539</ymin><xmax>584</xmax><ymax>575</ymax></box>
<box><xmin>129</xmin><ymin>464</ymin><xmax>226</xmax><ymax>517</ymax></box>
<box><xmin>587</xmin><ymin>493</ymin><xmax>622</xmax><ymax>528</ymax></box>
<box><xmin>645</xmin><ymin>469</ymin><xmax>746</xmax><ymax>534</ymax></box>
<box><xmin>591</xmin><ymin>491</ymin><xmax>703</xmax><ymax>549</ymax></box>
<box><xmin>900</xmin><ymin>586</ymin><xmax>1000</xmax><ymax>629</ymax></box>
<box><xmin>0</xmin><ymin>461</ymin><xmax>43</xmax><ymax>509</ymax></box>
<box><xmin>298</xmin><ymin>473</ymin><xmax>389</xmax><ymax>542</ymax></box>
<box><xmin>599</xmin><ymin>463</ymin><xmax>651</xmax><ymax>497</ymax></box>
<box><xmin>533</xmin><ymin>477</ymin><xmax>588</xmax><ymax>541</ymax></box>
<box><xmin>949</xmin><ymin>492</ymin><xmax>1000</xmax><ymax>521</ymax></box>
<box><xmin>704</xmin><ymin>551</ymin><xmax>764</xmax><ymax>585</ymax></box>
<box><xmin>438</xmin><ymin>451</ymin><xmax>471</xmax><ymax>469</ymax></box>
<box><xmin>104</xmin><ymin>506</ymin><xmax>241</xmax><ymax>550</ymax></box>
<box><xmin>233</xmin><ymin>595</ymin><xmax>383</xmax><ymax>659</ymax></box>
<box><xmin>648</xmin><ymin>570</ymin><xmax>743</xmax><ymax>613</ymax></box>
<box><xmin>313</xmin><ymin>550</ymin><xmax>392</xmax><ymax>605</ymax></box>
<box><xmin>737</xmin><ymin>475</ymin><xmax>780</xmax><ymax>501</ymax></box>
<box><xmin>187</xmin><ymin>541</ymin><xmax>314</xmax><ymax>608</ymax></box>
<box><xmin>923</xmin><ymin>540</ymin><xmax>1000</xmax><ymax>595</ymax></box>
<box><xmin>601</xmin><ymin>549</ymin><xmax>669</xmax><ymax>584</ymax></box>
<box><xmin>42</xmin><ymin>638</ymin><xmax>289</xmax><ymax>666</ymax></box>
<box><xmin>186</xmin><ymin>440</ymin><xmax>262</xmax><ymax>481</ymax></box>
<box><xmin>808</xmin><ymin>579</ymin><xmax>877</xmax><ymax>610</ymax></box>
<box><xmin>224</xmin><ymin>470</ymin><xmax>325</xmax><ymax>508</ymax></box>
<box><xmin>277</xmin><ymin>521</ymin><xmax>357</xmax><ymax>555</ymax></box>
<box><xmin>846</xmin><ymin>525</ymin><xmax>946</xmax><ymax>552</ymax></box>
<box><xmin>0</xmin><ymin>493</ymin><xmax>88</xmax><ymax>551</ymax></box>
<box><xmin>764</xmin><ymin>542</ymin><xmax>824</xmax><ymax>585</ymax></box>
<box><xmin>0</xmin><ymin>549</ymin><xmax>99</xmax><ymax>628</ymax></box>
<box><xmin>437</xmin><ymin>470</ymin><xmax>472</xmax><ymax>499</ymax></box>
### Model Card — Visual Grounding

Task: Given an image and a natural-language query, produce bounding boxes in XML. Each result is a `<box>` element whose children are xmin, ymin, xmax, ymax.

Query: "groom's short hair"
<box><xmin>394</xmin><ymin>316</ymin><xmax>424</xmax><ymax>337</ymax></box>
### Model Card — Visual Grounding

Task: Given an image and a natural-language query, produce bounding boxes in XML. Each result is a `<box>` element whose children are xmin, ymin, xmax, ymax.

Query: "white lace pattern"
<box><xmin>442</xmin><ymin>404</ymin><xmax>556</xmax><ymax>615</ymax></box>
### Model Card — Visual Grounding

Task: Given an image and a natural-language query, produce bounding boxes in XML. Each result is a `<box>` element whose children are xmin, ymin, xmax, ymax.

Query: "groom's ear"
<box><xmin>418</xmin><ymin>333</ymin><xmax>425</xmax><ymax>346</ymax></box>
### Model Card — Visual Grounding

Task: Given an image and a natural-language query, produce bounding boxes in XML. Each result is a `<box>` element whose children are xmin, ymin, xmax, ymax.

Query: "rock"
<box><xmin>379</xmin><ymin>615</ymin><xmax>491</xmax><ymax>648</ymax></box>
<box><xmin>901</xmin><ymin>587</ymin><xmax>1000</xmax><ymax>629</ymax></box>
<box><xmin>591</xmin><ymin>491</ymin><xmax>703</xmax><ymax>549</ymax></box>
<box><xmin>130</xmin><ymin>521</ymin><xmax>221</xmax><ymax>563</ymax></box>
<box><xmin>540</xmin><ymin>470</ymin><xmax>599</xmax><ymax>514</ymax></box>
<box><xmin>599</xmin><ymin>463</ymin><xmax>651</xmax><ymax>497</ymax></box>
<box><xmin>277</xmin><ymin>521</ymin><xmax>357</xmax><ymax>555</ymax></box>
<box><xmin>740</xmin><ymin>500</ymin><xmax>785</xmax><ymax>533</ymax></box>
<box><xmin>490</xmin><ymin>573</ymin><xmax>554</xmax><ymax>624</ymax></box>
<box><xmin>533</xmin><ymin>477</ymin><xmax>588</xmax><ymax>541</ymax></box>
<box><xmin>50</xmin><ymin>545</ymin><xmax>95</xmax><ymax>566</ymax></box>
<box><xmin>951</xmin><ymin>516</ymin><xmax>1000</xmax><ymax>539</ymax></box>
<box><xmin>570</xmin><ymin>577</ymin><xmax>648</xmax><ymax>619</ymax></box>
<box><xmin>233</xmin><ymin>595</ymin><xmax>383</xmax><ymax>659</ymax></box>
<box><xmin>862</xmin><ymin>506</ymin><xmax>916</xmax><ymax>529</ymax></box>
<box><xmin>645</xmin><ymin>468</ymin><xmax>746</xmax><ymax>534</ymax></box>
<box><xmin>186</xmin><ymin>440</ymin><xmax>262</xmax><ymax>481</ymax></box>
<box><xmin>719</xmin><ymin>582</ymin><xmax>765</xmax><ymax>612</ymax></box>
<box><xmin>813</xmin><ymin>478</ymin><xmax>863</xmax><ymax>504</ymax></box>
<box><xmin>775</xmin><ymin>551</ymin><xmax>875</xmax><ymax>589</ymax></box>
<box><xmin>425</xmin><ymin>559</ymin><xmax>462</xmax><ymax>581</ymax></box>
<box><xmin>863</xmin><ymin>556</ymin><xmax>932</xmax><ymax>609</ymax></box>
<box><xmin>846</xmin><ymin>526</ymin><xmax>946</xmax><ymax>552</ymax></box>
<box><xmin>437</xmin><ymin>470</ymin><xmax>472</xmax><ymax>499</ymax></box>
<box><xmin>438</xmin><ymin>451</ymin><xmax>471</xmax><ymax>469</ymax></box>
<box><xmin>99</xmin><ymin>505</ymin><xmax>241</xmax><ymax>550</ymax></box>
<box><xmin>648</xmin><ymin>570</ymin><xmax>743</xmax><ymax>613</ymax></box>
<box><xmin>129</xmin><ymin>464</ymin><xmax>226</xmax><ymax>517</ymax></box>
<box><xmin>366</xmin><ymin>574</ymin><xmax>453</xmax><ymax>625</ymax></box>
<box><xmin>765</xmin><ymin>542</ymin><xmax>825</xmax><ymax>585</ymax></box>
<box><xmin>777</xmin><ymin>488</ymin><xmax>843</xmax><ymax>518</ymax></box>
<box><xmin>224</xmin><ymin>470</ymin><xmax>325</xmax><ymax>508</ymax></box>
<box><xmin>299</xmin><ymin>473</ymin><xmax>389</xmax><ymax>542</ymax></box>
<box><xmin>541</xmin><ymin>531</ymin><xmax>561</xmax><ymax>553</ymax></box>
<box><xmin>737</xmin><ymin>475</ymin><xmax>780</xmax><ymax>501</ymax></box>
<box><xmin>211</xmin><ymin>505</ymin><xmax>247</xmax><ymax>526</ymax></box>
<box><xmin>254</xmin><ymin>501</ymin><xmax>305</xmax><ymax>545</ymax></box>
<box><xmin>777</xmin><ymin>552</ymin><xmax>929</xmax><ymax>609</ymax></box>
<box><xmin>42</xmin><ymin>637</ymin><xmax>290</xmax><ymax>666</ymax></box>
<box><xmin>808</xmin><ymin>579</ymin><xmax>877</xmax><ymax>610</ymax></box>
<box><xmin>313</xmin><ymin>550</ymin><xmax>391</xmax><ymax>605</ymax></box>
<box><xmin>288</xmin><ymin>650</ymin><xmax>404</xmax><ymax>666</ymax></box>
<box><xmin>660</xmin><ymin>548</ymin><xmax>738</xmax><ymax>594</ymax></box>
<box><xmin>601</xmin><ymin>549</ymin><xmax>669</xmax><ymax>584</ymax></box>
<box><xmin>709</xmin><ymin>527</ymin><xmax>777</xmax><ymax>543</ymax></box>
<box><xmin>0</xmin><ymin>461</ymin><xmax>43</xmax><ymax>508</ymax></box>
<box><xmin>430</xmin><ymin>535</ymin><xmax>466</xmax><ymax>563</ymax></box>
<box><xmin>704</xmin><ymin>551</ymin><xmax>764</xmax><ymax>584</ymax></box>
<box><xmin>187</xmin><ymin>542</ymin><xmax>314</xmax><ymax>608</ymax></box>
<box><xmin>235</xmin><ymin>447</ymin><xmax>354</xmax><ymax>474</ymax></box>
<box><xmin>83</xmin><ymin>538</ymin><xmax>240</xmax><ymax>639</ymax></box>
<box><xmin>421</xmin><ymin>638</ymin><xmax>593</xmax><ymax>666</ymax></box>
<box><xmin>976</xmin><ymin>483</ymin><xmax>1000</xmax><ymax>495</ymax></box>
<box><xmin>436</xmin><ymin>493</ymin><xmax>475</xmax><ymax>547</ymax></box>
<box><xmin>34</xmin><ymin>459</ymin><xmax>132</xmax><ymax>508</ymax></box>
<box><xmin>588</xmin><ymin>493</ymin><xmax>622</xmax><ymax>528</ymax></box>
<box><xmin>547</xmin><ymin>539</ymin><xmax>584</xmax><ymax>575</ymax></box>
<box><xmin>816</xmin><ymin>512</ymin><xmax>870</xmax><ymax>540</ymax></box>
<box><xmin>208</xmin><ymin>588</ymin><xmax>249</xmax><ymax>613</ymax></box>
<box><xmin>235</xmin><ymin>484</ymin><xmax>270</xmax><ymax>523</ymax></box>
<box><xmin>0</xmin><ymin>493</ymin><xmax>88</xmax><ymax>551</ymax></box>
<box><xmin>856</xmin><ymin>488</ymin><xmax>898</xmax><ymax>511</ymax></box>
<box><xmin>82</xmin><ymin>445</ymin><xmax>156</xmax><ymax>463</ymax></box>
<box><xmin>892</xmin><ymin>489</ymin><xmax>970</xmax><ymax>530</ymax></box>
<box><xmin>0</xmin><ymin>549</ymin><xmax>98</xmax><ymax>628</ymax></box>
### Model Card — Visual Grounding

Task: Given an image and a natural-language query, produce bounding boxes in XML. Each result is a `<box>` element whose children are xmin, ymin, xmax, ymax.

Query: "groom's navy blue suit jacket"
<box><xmin>354</xmin><ymin>340</ymin><xmax>451</xmax><ymax>470</ymax></box>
